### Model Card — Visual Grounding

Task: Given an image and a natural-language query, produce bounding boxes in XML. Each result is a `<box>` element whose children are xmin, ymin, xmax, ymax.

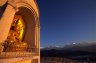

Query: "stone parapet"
<box><xmin>0</xmin><ymin>52</ymin><xmax>38</xmax><ymax>58</ymax></box>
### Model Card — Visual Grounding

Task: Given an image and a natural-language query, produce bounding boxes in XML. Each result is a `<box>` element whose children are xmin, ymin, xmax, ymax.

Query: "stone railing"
<box><xmin>0</xmin><ymin>52</ymin><xmax>37</xmax><ymax>58</ymax></box>
<box><xmin>0</xmin><ymin>47</ymin><xmax>39</xmax><ymax>58</ymax></box>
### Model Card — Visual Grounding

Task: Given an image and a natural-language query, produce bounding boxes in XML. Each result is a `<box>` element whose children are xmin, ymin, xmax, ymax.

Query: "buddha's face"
<box><xmin>14</xmin><ymin>25</ymin><xmax>20</xmax><ymax>31</ymax></box>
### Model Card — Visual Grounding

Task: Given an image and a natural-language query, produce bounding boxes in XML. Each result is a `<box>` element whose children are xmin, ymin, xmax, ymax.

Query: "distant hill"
<box><xmin>41</xmin><ymin>42</ymin><xmax>96</xmax><ymax>53</ymax></box>
<box><xmin>41</xmin><ymin>42</ymin><xmax>96</xmax><ymax>60</ymax></box>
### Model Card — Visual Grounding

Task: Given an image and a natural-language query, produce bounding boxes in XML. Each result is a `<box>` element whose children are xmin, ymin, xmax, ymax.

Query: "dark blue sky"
<box><xmin>37</xmin><ymin>0</ymin><xmax>96</xmax><ymax>47</ymax></box>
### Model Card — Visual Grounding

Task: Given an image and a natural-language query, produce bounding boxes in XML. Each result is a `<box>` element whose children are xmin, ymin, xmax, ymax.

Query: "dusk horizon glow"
<box><xmin>37</xmin><ymin>0</ymin><xmax>96</xmax><ymax>47</ymax></box>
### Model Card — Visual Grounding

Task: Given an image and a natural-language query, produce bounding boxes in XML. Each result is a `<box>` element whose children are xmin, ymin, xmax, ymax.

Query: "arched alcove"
<box><xmin>0</xmin><ymin>0</ymin><xmax>40</xmax><ymax>63</ymax></box>
<box><xmin>15</xmin><ymin>7</ymin><xmax>37</xmax><ymax>47</ymax></box>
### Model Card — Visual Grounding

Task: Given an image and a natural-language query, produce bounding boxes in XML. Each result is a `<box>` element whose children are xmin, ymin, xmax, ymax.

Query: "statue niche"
<box><xmin>3</xmin><ymin>15</ymin><xmax>27</xmax><ymax>52</ymax></box>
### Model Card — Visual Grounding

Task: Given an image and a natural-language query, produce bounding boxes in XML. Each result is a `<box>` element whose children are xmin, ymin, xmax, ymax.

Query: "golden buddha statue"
<box><xmin>3</xmin><ymin>15</ymin><xmax>27</xmax><ymax>52</ymax></box>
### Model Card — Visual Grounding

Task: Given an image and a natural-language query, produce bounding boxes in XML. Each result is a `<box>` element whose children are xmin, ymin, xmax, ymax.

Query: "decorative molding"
<box><xmin>8</xmin><ymin>0</ymin><xmax>19</xmax><ymax>12</ymax></box>
<box><xmin>7</xmin><ymin>0</ymin><xmax>39</xmax><ymax>26</ymax></box>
